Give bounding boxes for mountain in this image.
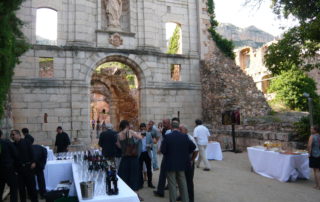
[216,23,275,48]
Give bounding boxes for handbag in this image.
[124,131,138,157]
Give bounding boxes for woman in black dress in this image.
[117,120,143,200]
[308,126,320,189]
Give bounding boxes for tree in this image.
[245,0,320,75]
[268,69,319,111]
[0,0,29,118]
[167,25,181,54]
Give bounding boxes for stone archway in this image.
[89,55,143,129]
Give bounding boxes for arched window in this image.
[36,8,57,45]
[240,48,250,71]
[166,22,182,54]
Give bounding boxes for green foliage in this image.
[207,0,235,59]
[0,0,29,118]
[268,69,319,111]
[167,25,181,54]
[264,0,320,75]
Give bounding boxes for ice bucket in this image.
[80,181,95,200]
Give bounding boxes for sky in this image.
[214,0,298,36]
[36,8,57,40]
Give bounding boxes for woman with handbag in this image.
[117,120,144,200]
[308,125,320,190]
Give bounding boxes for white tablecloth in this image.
[206,142,223,160]
[247,147,310,182]
[44,160,76,195]
[46,147,56,161]
[72,164,139,202]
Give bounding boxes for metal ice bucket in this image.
[80,181,95,200]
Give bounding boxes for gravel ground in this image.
[4,152,319,202]
[139,152,320,202]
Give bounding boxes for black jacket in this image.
[14,139,35,165]
[98,129,118,158]
[32,144,47,170]
[55,132,71,153]
[0,139,18,169]
[161,130,196,172]
[24,134,34,145]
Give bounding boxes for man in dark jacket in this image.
[54,126,70,153]
[32,144,48,198]
[21,128,34,145]
[0,129,19,202]
[98,123,118,159]
[161,121,196,202]
[11,130,38,202]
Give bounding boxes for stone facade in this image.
[11,0,203,145]
[9,0,273,147]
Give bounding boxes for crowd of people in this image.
[0,118,210,202]
[97,118,211,202]
[0,126,71,202]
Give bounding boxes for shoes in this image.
[138,194,144,201]
[196,165,200,168]
[177,196,182,201]
[148,183,156,188]
[153,167,159,171]
[203,168,210,171]
[153,191,164,197]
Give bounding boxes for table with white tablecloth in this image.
[44,160,76,196]
[72,163,140,202]
[247,147,310,182]
[206,142,223,160]
[44,146,56,161]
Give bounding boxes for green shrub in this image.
[268,69,319,111]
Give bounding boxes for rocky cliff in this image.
[216,23,274,48]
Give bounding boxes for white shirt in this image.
[188,134,199,151]
[193,125,210,145]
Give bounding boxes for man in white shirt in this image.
[193,119,211,171]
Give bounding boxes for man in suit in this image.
[98,123,118,159]
[21,128,34,145]
[138,123,155,188]
[32,144,47,198]
[161,121,196,202]
[0,129,19,202]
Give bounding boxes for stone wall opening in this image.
[36,8,57,45]
[90,61,139,129]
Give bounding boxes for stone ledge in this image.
[31,45,199,59]
[143,81,202,90]
[96,29,136,37]
[11,78,88,88]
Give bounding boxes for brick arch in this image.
[84,53,147,88]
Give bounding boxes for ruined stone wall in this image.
[199,2,271,130]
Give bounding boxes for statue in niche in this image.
[104,0,122,31]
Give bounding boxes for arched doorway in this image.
[90,59,140,130]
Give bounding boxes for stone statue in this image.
[104,0,122,30]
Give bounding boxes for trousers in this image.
[167,171,189,202]
[139,151,152,187]
[18,166,38,202]
[152,144,159,169]
[0,167,18,202]
[156,157,167,194]
[196,145,211,169]
[185,163,195,202]
[35,168,46,196]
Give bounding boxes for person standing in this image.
[54,126,70,153]
[32,144,48,198]
[96,120,101,139]
[148,120,161,170]
[11,130,38,202]
[194,119,211,171]
[161,121,196,202]
[21,128,34,145]
[91,120,96,130]
[117,120,144,201]
[138,123,155,188]
[0,130,19,202]
[308,125,320,189]
[154,118,172,197]
[179,125,199,202]
[98,123,118,159]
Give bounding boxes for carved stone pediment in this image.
[108,33,123,47]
